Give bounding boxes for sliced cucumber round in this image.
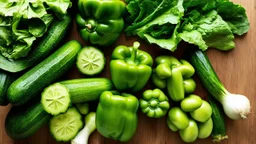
[41,83,70,115]
[50,107,83,142]
[76,46,105,76]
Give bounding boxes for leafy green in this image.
[126,0,184,51]
[126,0,177,34]
[178,24,208,51]
[216,1,249,35]
[180,10,235,51]
[0,0,71,59]
[125,0,250,52]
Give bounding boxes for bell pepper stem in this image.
[128,42,140,62]
[86,24,92,29]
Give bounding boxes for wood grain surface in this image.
[0,0,255,143]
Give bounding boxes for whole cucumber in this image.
[5,101,50,139]
[7,40,81,106]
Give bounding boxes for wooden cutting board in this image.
[0,0,255,143]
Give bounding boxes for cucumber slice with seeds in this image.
[76,46,105,76]
[41,83,70,115]
[50,107,83,142]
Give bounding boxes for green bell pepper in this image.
[110,42,153,92]
[76,0,126,46]
[140,89,170,118]
[96,91,139,142]
[152,56,196,101]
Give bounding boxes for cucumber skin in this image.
[208,96,228,142]
[187,49,226,101]
[5,102,50,139]
[60,78,113,103]
[0,15,72,73]
[0,71,14,105]
[7,40,82,106]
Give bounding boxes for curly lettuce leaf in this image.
[0,0,71,59]
[180,10,235,51]
[125,0,175,34]
[126,0,184,51]
[216,1,249,35]
[0,0,24,17]
[144,24,181,51]
[183,0,216,12]
[178,23,208,50]
[45,0,72,18]
[28,14,54,37]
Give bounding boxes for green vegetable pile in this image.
[125,0,250,51]
[0,0,72,59]
[0,0,252,143]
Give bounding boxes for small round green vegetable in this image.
[180,94,203,112]
[179,119,198,143]
[140,89,170,118]
[168,107,189,130]
[190,100,212,122]
[198,118,213,139]
[76,46,105,76]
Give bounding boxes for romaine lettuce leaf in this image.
[126,0,184,51]
[216,1,250,35]
[125,0,177,34]
[124,0,249,52]
[178,23,208,51]
[180,10,235,51]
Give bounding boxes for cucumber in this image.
[208,95,228,142]
[76,46,106,76]
[5,101,50,139]
[186,48,225,102]
[7,40,82,106]
[59,78,113,103]
[41,83,71,115]
[0,15,72,73]
[50,107,83,142]
[0,71,15,105]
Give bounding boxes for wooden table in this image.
[0,0,255,143]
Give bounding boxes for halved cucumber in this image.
[41,83,70,115]
[76,46,105,76]
[50,107,83,142]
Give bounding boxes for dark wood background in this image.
[0,0,255,143]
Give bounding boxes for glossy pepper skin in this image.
[140,89,170,118]
[110,42,153,92]
[76,0,126,46]
[96,91,139,142]
[152,56,196,101]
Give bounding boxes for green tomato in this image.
[181,94,203,112]
[190,100,212,122]
[168,107,189,130]
[179,119,198,143]
[198,118,213,139]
